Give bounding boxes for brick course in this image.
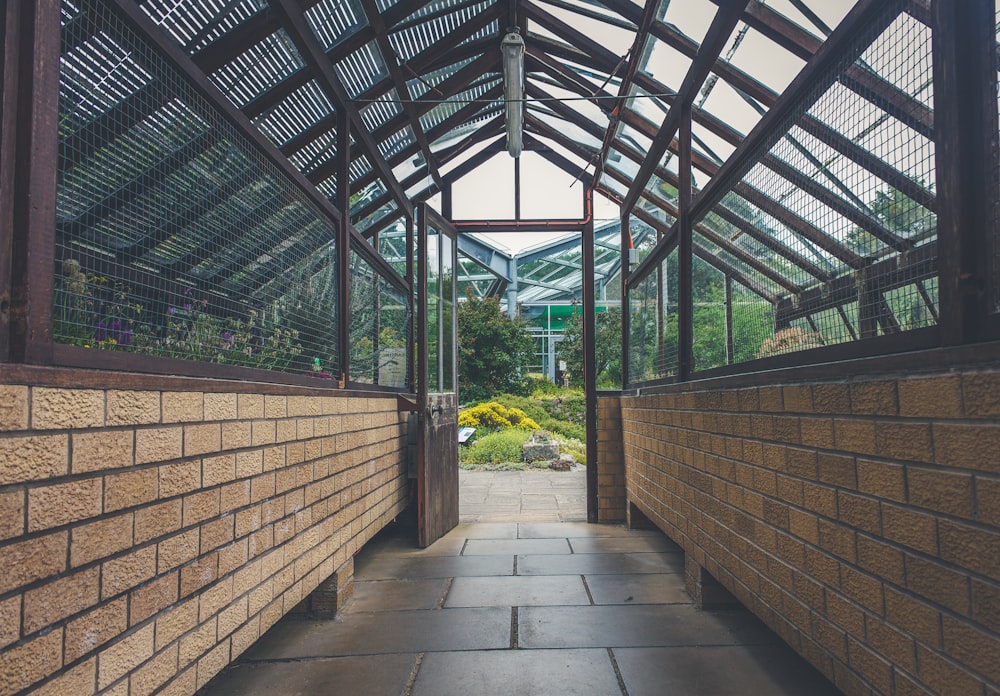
[622,365,1000,696]
[0,377,408,695]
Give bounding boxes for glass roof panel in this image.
[209,30,303,109]
[335,40,389,98]
[140,0,266,53]
[388,1,494,63]
[306,0,367,52]
[254,81,334,148]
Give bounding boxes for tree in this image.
[457,294,534,403]
[557,306,623,389]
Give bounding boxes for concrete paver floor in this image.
[202,470,839,695]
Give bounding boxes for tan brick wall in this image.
[622,365,1000,696]
[596,395,626,523]
[0,377,409,695]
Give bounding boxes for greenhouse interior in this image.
[1,0,998,694]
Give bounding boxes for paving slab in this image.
[244,608,511,658]
[518,605,775,649]
[462,538,572,556]
[517,552,684,576]
[584,573,690,606]
[205,653,417,696]
[445,576,590,608]
[443,522,519,540]
[518,522,659,539]
[568,535,676,554]
[412,649,622,696]
[347,578,449,613]
[614,645,842,696]
[355,554,514,581]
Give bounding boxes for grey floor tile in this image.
[204,653,416,696]
[244,608,511,659]
[445,576,590,608]
[518,605,776,649]
[443,523,518,540]
[355,554,514,581]
[463,538,572,556]
[412,649,621,696]
[568,536,676,554]
[584,574,690,606]
[347,578,448,613]
[517,552,683,576]
[615,645,840,696]
[518,522,659,539]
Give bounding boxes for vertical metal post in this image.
[933,0,994,343]
[620,212,630,387]
[725,275,734,365]
[417,206,428,400]
[6,0,60,364]
[406,214,415,393]
[441,183,452,221]
[677,105,694,380]
[582,188,598,523]
[514,156,521,220]
[336,108,351,384]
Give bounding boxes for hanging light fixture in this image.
[501,29,525,158]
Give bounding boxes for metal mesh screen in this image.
[628,248,678,383]
[56,0,343,377]
[346,249,411,387]
[684,1,936,365]
[690,255,727,373]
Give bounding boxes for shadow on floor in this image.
[202,472,840,695]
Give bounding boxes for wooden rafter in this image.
[269,0,412,216]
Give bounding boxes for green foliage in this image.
[55,260,304,371]
[458,401,540,431]
[848,186,933,255]
[557,306,623,389]
[460,429,532,465]
[489,393,586,442]
[458,294,534,402]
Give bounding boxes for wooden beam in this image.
[8,0,61,363]
[933,0,994,344]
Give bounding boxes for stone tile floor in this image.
[201,471,840,695]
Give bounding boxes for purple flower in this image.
[183,303,193,312]
[167,306,177,316]
[94,321,107,341]
[120,329,132,347]
[109,319,123,343]
[221,331,233,349]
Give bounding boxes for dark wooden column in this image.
[933,0,995,343]
[336,108,351,384]
[620,212,631,387]
[5,0,60,364]
[677,106,694,379]
[583,188,598,523]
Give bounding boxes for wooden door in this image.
[416,206,459,547]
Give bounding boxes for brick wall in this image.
[0,369,409,695]
[596,395,626,523]
[622,362,1000,696]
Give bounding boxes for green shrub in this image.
[458,401,540,431]
[461,429,532,464]
[489,393,586,441]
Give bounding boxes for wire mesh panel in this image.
[681,0,937,367]
[690,255,727,372]
[56,0,344,378]
[377,276,410,389]
[627,248,678,384]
